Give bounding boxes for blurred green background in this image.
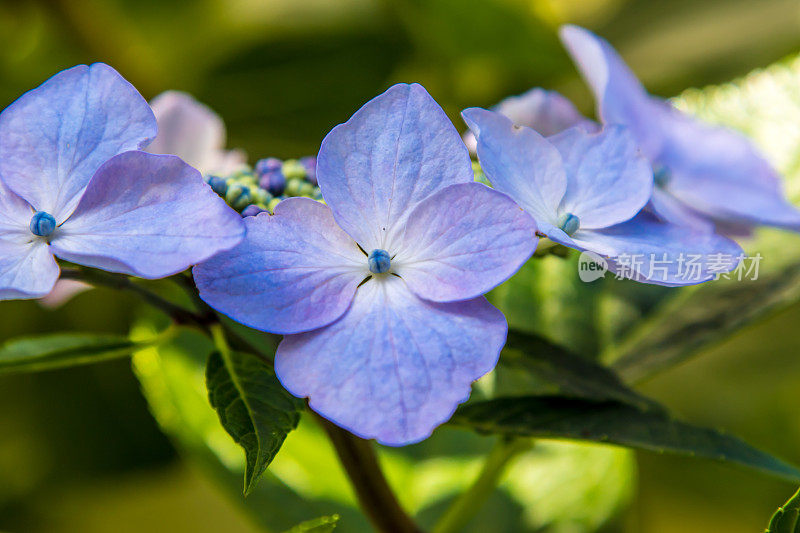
[1,0,800,531]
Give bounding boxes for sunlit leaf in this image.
[0,333,148,375]
[766,487,800,533]
[131,321,369,530]
[206,349,304,495]
[451,396,800,483]
[283,514,340,533]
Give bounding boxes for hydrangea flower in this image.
[463,108,743,285]
[195,84,537,445]
[147,90,246,175]
[463,88,593,152]
[559,24,800,233]
[0,63,244,300]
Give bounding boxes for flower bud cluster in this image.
[204,156,321,217]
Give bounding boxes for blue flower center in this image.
[368,249,391,274]
[29,211,56,237]
[653,165,671,188]
[558,212,580,236]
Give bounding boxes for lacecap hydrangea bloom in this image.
[463,108,742,285]
[559,24,800,233]
[0,63,244,300]
[195,84,538,445]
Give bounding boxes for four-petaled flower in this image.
[194,84,538,445]
[559,24,800,234]
[463,108,743,285]
[0,63,245,300]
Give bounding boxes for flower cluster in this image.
[2,24,797,447]
[205,157,322,216]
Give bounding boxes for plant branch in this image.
[60,268,213,331]
[433,437,531,533]
[316,415,423,533]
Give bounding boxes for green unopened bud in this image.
[251,188,272,205]
[267,197,282,213]
[225,183,245,205]
[298,182,316,197]
[285,177,305,197]
[282,159,307,180]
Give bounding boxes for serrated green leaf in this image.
[767,487,800,533]
[283,514,340,533]
[605,52,800,380]
[0,333,145,375]
[131,321,370,530]
[501,330,662,412]
[206,349,304,495]
[451,396,800,483]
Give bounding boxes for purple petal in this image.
[50,152,244,278]
[147,91,245,175]
[0,64,157,221]
[649,188,715,233]
[38,279,92,309]
[0,239,59,300]
[462,107,566,232]
[394,182,537,302]
[0,179,33,237]
[565,213,743,286]
[559,25,663,159]
[653,107,800,230]
[275,276,506,445]
[463,88,592,152]
[317,83,473,251]
[548,125,652,229]
[194,197,366,334]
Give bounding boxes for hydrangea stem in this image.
[433,437,531,533]
[316,414,423,533]
[60,268,212,330]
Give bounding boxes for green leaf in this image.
[490,254,603,356]
[206,349,304,495]
[0,333,147,375]
[283,515,340,533]
[767,488,800,533]
[451,396,800,484]
[501,330,662,412]
[131,322,370,530]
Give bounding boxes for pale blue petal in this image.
[0,64,157,221]
[275,276,506,445]
[317,83,473,252]
[0,238,59,301]
[394,182,537,302]
[0,179,33,237]
[654,107,800,230]
[649,188,715,233]
[194,197,366,335]
[147,91,244,175]
[462,107,566,227]
[559,24,663,159]
[51,152,244,278]
[549,125,652,229]
[566,213,743,286]
[463,88,593,151]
